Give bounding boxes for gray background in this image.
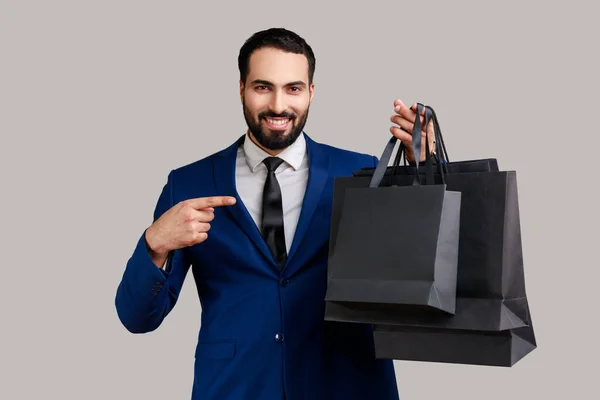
[1,0,598,398]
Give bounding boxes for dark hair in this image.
[238,28,316,85]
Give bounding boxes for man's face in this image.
[240,47,314,153]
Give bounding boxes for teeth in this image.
[266,118,289,125]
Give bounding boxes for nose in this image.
[269,90,287,115]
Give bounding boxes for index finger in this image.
[393,99,406,111]
[186,196,236,209]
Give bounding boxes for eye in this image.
[256,85,270,91]
[289,87,301,92]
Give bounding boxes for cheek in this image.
[291,104,309,118]
[244,93,268,114]
[290,95,310,113]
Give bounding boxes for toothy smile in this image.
[264,118,291,130]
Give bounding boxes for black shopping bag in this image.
[325,104,537,367]
[325,104,461,315]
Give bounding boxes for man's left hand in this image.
[389,99,435,163]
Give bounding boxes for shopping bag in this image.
[325,104,537,367]
[325,104,461,315]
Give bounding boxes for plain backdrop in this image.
[1,0,598,399]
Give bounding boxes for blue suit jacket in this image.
[115,133,399,400]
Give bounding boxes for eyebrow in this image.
[250,79,307,88]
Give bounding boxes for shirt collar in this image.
[243,131,307,172]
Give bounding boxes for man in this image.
[115,27,434,400]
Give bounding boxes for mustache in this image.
[259,112,296,119]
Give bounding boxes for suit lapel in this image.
[213,133,330,272]
[284,133,329,269]
[213,135,278,268]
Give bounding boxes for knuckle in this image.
[184,235,195,246]
[185,210,196,221]
[181,201,195,215]
[190,232,201,244]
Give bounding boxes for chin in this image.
[253,128,299,151]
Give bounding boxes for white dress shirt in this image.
[235,132,309,253]
[159,132,309,269]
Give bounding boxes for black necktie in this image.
[261,157,287,268]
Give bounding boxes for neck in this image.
[247,130,285,156]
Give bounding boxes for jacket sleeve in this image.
[115,170,191,333]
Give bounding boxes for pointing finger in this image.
[185,196,236,210]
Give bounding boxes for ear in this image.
[309,82,315,105]
[239,80,245,102]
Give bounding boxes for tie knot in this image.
[263,157,284,172]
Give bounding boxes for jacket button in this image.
[280,278,289,287]
[274,333,284,343]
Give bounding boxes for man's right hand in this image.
[144,196,237,263]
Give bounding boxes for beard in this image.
[243,101,309,151]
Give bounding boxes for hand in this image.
[145,196,237,256]
[389,99,435,163]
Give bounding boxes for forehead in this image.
[247,47,309,84]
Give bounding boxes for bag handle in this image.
[369,103,439,188]
[412,103,436,185]
[427,105,450,174]
[393,105,449,170]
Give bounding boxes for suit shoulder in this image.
[147,157,212,195]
